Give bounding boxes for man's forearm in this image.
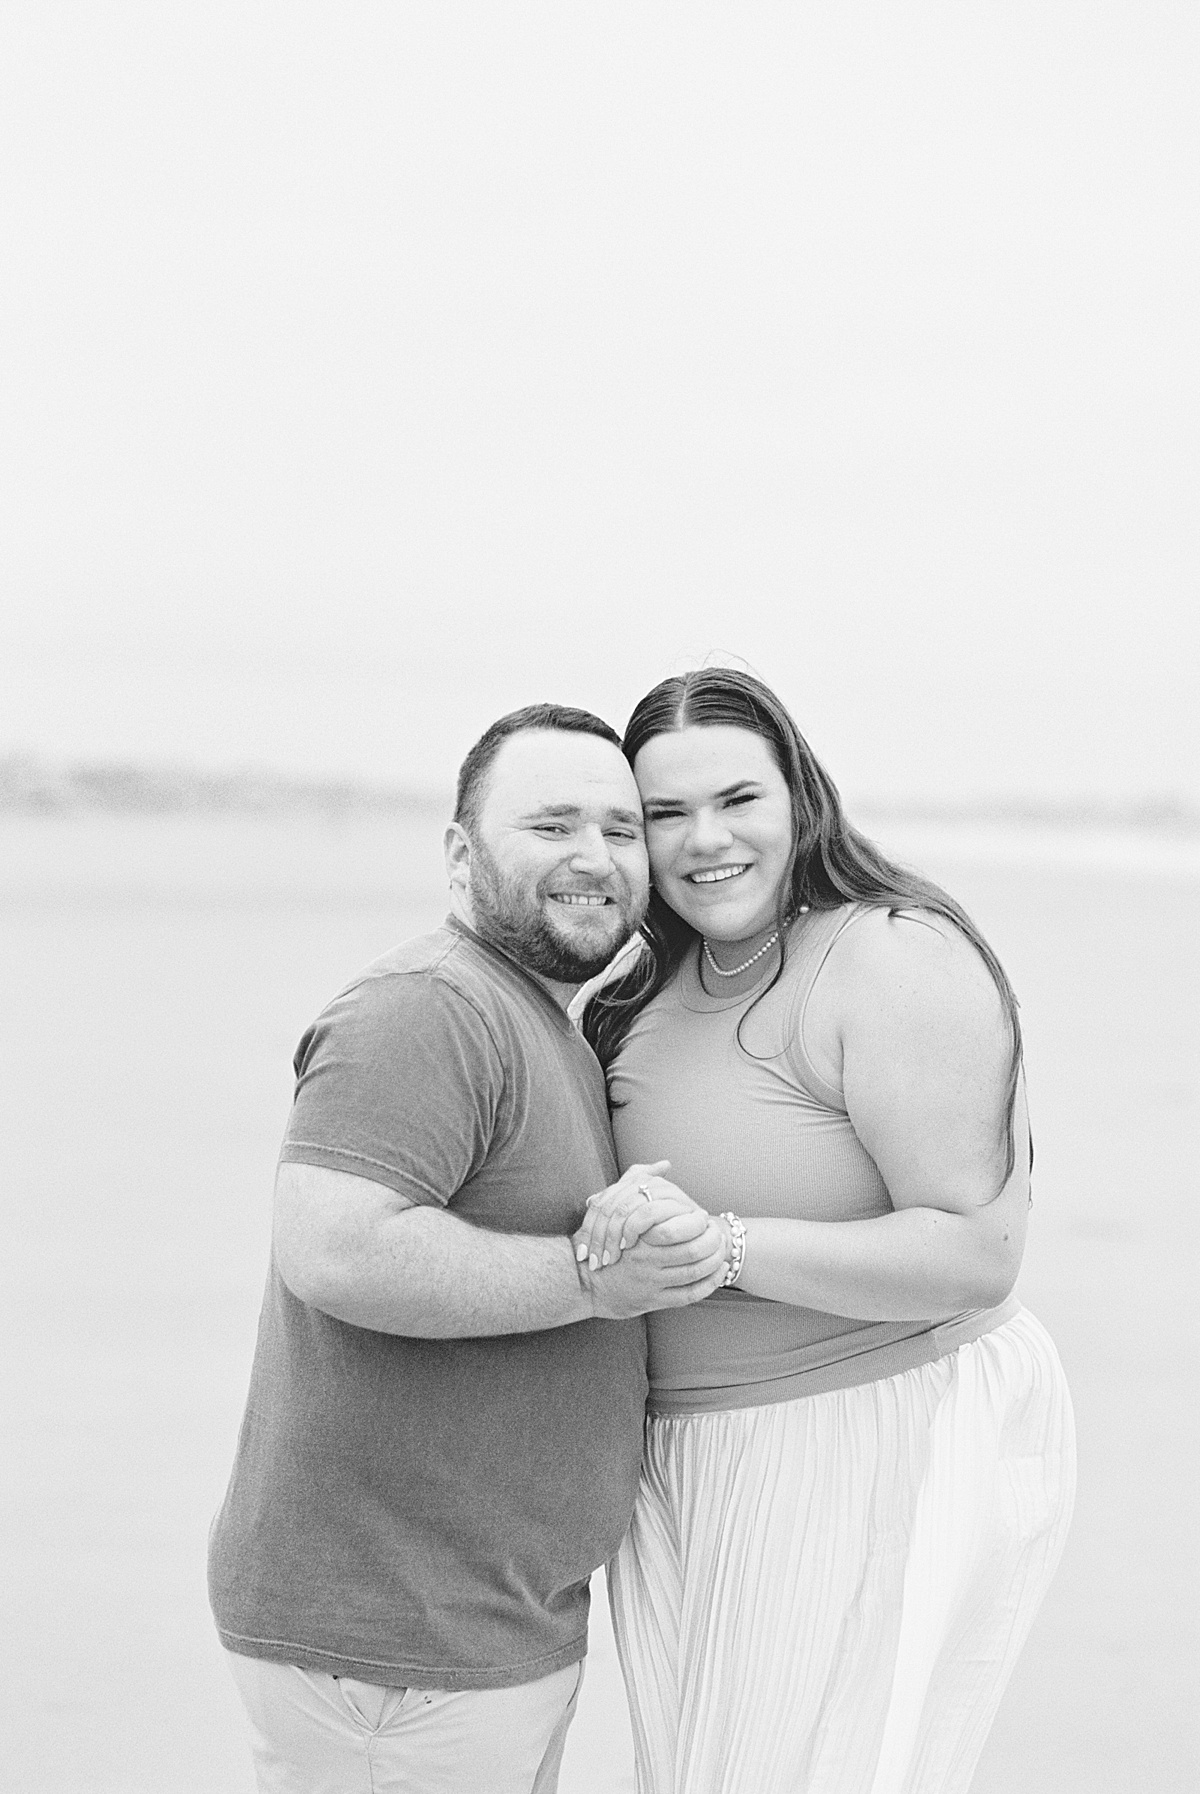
[284,1201,595,1337]
[274,1163,728,1335]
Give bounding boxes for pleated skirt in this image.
[608,1308,1076,1794]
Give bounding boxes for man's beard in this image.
[467,840,643,983]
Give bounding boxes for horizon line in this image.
[1,750,1197,834]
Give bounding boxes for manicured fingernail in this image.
[575,1243,588,1261]
[589,1254,599,1271]
[619,1237,628,1251]
[602,1251,611,1266]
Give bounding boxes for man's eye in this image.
[533,825,568,836]
[605,829,638,841]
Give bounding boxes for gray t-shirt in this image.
[208,918,647,1690]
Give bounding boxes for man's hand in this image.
[578,1223,729,1319]
[572,1162,728,1319]
[574,1162,707,1270]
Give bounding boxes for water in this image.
[1,813,1196,1791]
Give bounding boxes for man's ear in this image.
[444,821,472,893]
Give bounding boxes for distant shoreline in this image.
[854,797,1200,835]
[0,754,449,818]
[0,752,1196,835]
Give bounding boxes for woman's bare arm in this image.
[733,910,1028,1317]
[581,910,1028,1319]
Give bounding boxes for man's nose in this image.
[569,827,616,875]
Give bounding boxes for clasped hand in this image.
[573,1162,730,1319]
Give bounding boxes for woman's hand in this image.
[574,1162,716,1273]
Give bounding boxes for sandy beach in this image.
[2,811,1196,1791]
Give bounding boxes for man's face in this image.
[457,730,649,985]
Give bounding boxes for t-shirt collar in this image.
[443,914,576,1031]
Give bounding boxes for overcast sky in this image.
[2,4,1196,803]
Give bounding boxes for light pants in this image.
[225,1650,584,1794]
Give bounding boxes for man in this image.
[208,704,728,1794]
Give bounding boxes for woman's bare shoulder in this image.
[813,904,1009,1046]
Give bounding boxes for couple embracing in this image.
[208,668,1075,1794]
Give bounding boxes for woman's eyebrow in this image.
[643,780,761,807]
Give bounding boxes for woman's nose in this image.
[686,808,734,854]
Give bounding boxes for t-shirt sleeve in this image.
[278,971,505,1204]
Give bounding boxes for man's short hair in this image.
[454,704,622,838]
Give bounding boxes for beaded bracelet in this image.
[720,1212,746,1287]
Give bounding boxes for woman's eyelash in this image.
[644,796,757,820]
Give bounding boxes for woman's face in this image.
[633,725,795,943]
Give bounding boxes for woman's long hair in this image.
[583,668,1026,1181]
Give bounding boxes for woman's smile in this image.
[686,863,750,885]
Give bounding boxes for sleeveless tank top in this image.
[609,904,1015,1415]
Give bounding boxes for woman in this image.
[577,669,1076,1794]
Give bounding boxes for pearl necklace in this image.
[701,908,808,980]
[702,932,778,978]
